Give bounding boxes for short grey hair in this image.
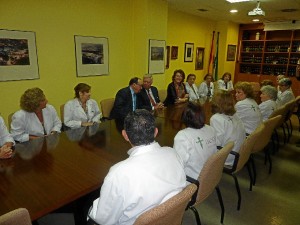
[279,78,292,87]
[143,74,153,80]
[260,85,277,101]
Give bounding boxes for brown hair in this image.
[20,88,46,112]
[74,83,91,98]
[211,90,236,116]
[234,81,254,99]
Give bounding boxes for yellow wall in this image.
[0,0,238,125]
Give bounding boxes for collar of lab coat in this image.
[127,141,159,156]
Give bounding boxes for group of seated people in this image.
[0,69,297,225]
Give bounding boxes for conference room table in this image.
[0,99,212,221]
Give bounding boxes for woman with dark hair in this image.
[198,73,214,97]
[64,83,102,129]
[217,72,233,91]
[173,102,217,180]
[235,82,262,135]
[163,69,189,106]
[210,91,246,166]
[11,87,62,142]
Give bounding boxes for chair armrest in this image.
[223,150,240,173]
[186,175,199,208]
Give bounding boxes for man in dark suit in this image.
[138,74,164,111]
[110,77,143,120]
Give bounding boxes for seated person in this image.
[110,77,143,120]
[260,79,274,87]
[217,72,234,91]
[276,74,286,94]
[64,83,102,129]
[88,109,186,225]
[235,82,262,135]
[185,73,200,102]
[11,88,62,142]
[276,78,295,107]
[198,74,214,97]
[259,85,278,121]
[164,69,188,106]
[0,116,14,159]
[210,91,246,166]
[173,102,217,180]
[138,74,164,111]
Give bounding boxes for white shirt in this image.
[173,126,217,180]
[217,80,233,91]
[198,81,214,97]
[89,142,186,225]
[10,104,62,143]
[259,99,277,121]
[0,116,15,146]
[64,98,102,129]
[210,113,246,166]
[185,83,200,101]
[235,98,262,135]
[276,89,295,107]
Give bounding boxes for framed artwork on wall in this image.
[184,43,194,62]
[171,46,178,59]
[148,39,165,74]
[74,35,109,77]
[195,47,204,70]
[226,44,237,61]
[0,29,39,81]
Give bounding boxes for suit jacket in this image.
[137,86,160,111]
[110,86,140,120]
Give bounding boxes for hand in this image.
[0,145,13,159]
[154,103,164,109]
[81,122,94,127]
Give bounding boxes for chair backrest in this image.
[157,90,167,103]
[195,142,234,204]
[100,98,115,119]
[60,104,65,123]
[236,124,265,172]
[269,105,286,128]
[133,184,197,225]
[252,115,282,153]
[283,99,296,121]
[0,208,32,225]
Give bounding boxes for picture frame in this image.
[195,47,204,70]
[166,46,170,69]
[171,46,178,59]
[0,29,39,82]
[184,43,194,62]
[148,39,165,74]
[74,35,109,77]
[227,44,237,61]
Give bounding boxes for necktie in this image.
[225,82,228,90]
[147,90,156,107]
[132,93,136,111]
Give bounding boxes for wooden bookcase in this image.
[234,24,300,95]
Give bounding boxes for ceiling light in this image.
[226,0,250,3]
[248,1,265,16]
[230,9,238,13]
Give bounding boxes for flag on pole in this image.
[208,31,215,74]
[213,32,220,81]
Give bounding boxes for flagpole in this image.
[213,32,220,81]
[208,31,215,74]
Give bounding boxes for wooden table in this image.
[0,101,212,220]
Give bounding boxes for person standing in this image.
[88,109,186,225]
[110,77,143,120]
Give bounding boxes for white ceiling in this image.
[167,0,300,24]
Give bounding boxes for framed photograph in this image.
[184,43,194,62]
[195,47,204,70]
[166,46,170,69]
[171,46,178,59]
[0,29,39,82]
[74,35,109,77]
[148,39,165,74]
[227,44,237,61]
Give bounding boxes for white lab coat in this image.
[276,89,295,107]
[185,83,200,102]
[0,116,14,146]
[259,99,277,121]
[64,98,102,129]
[235,98,262,135]
[217,80,233,91]
[198,81,214,97]
[210,113,246,166]
[173,126,217,180]
[89,142,186,225]
[10,104,62,143]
